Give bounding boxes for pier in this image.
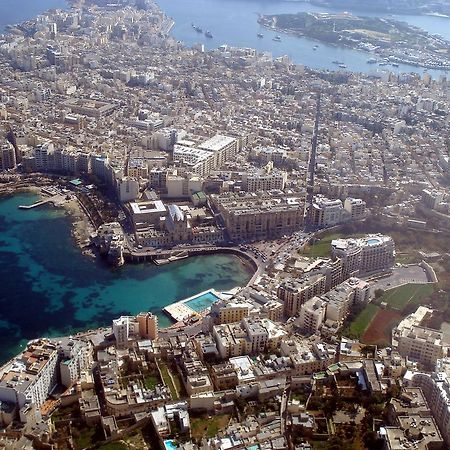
[18,194,65,210]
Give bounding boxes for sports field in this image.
[346,303,380,339]
[377,283,435,311]
[362,309,403,346]
[345,283,436,345]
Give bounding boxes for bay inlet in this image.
[0,192,253,364]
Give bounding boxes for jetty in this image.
[18,194,66,210]
[18,198,53,209]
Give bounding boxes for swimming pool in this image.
[164,440,178,450]
[366,238,380,245]
[185,291,220,312]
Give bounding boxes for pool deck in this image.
[163,288,233,322]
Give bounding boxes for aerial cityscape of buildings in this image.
[1,0,450,449]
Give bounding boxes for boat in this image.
[367,58,378,64]
[338,64,347,69]
[257,33,264,38]
[392,63,399,67]
[193,25,202,33]
[273,35,281,42]
[205,30,213,38]
[378,62,388,66]
[332,60,343,65]
[313,45,319,50]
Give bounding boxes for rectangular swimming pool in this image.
[185,291,220,312]
[164,440,178,450]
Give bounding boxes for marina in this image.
[158,0,450,77]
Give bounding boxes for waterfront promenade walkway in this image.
[125,245,264,283]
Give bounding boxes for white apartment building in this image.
[311,195,344,227]
[117,177,139,203]
[198,135,239,168]
[58,339,93,388]
[323,277,370,324]
[0,340,59,415]
[213,318,286,359]
[395,325,444,368]
[277,274,327,317]
[112,316,140,348]
[0,142,16,170]
[173,145,215,176]
[422,189,445,210]
[344,197,366,219]
[243,163,287,192]
[243,318,269,354]
[166,175,202,198]
[297,297,327,334]
[412,372,450,445]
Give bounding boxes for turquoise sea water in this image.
[0,193,253,364]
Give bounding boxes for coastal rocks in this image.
[92,222,125,267]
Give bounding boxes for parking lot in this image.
[371,265,431,292]
[247,231,312,266]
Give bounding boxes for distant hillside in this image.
[309,0,450,15]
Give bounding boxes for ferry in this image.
[257,33,264,38]
[205,30,213,38]
[273,35,281,42]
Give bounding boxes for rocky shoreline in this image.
[0,180,96,256]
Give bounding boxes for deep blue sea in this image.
[0,193,252,363]
[0,0,68,32]
[157,0,450,77]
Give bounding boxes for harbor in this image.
[158,0,450,77]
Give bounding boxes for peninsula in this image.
[308,0,450,16]
[258,12,450,70]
